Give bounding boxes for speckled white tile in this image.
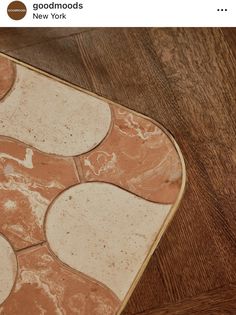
[45,182,171,300]
[0,55,186,314]
[0,64,111,156]
[0,235,17,305]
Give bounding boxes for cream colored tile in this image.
[0,235,17,305]
[0,65,111,156]
[46,182,171,300]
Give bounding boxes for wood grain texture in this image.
[135,284,236,315]
[0,28,235,315]
[0,28,92,51]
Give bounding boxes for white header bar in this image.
[0,0,235,27]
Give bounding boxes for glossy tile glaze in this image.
[0,245,120,315]
[0,137,78,250]
[0,56,15,100]
[78,106,182,204]
[0,55,185,314]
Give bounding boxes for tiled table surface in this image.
[0,28,235,315]
[0,55,185,314]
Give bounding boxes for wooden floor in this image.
[0,28,236,315]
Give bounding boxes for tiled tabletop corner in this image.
[0,54,186,315]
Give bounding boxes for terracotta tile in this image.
[79,106,182,204]
[0,235,17,305]
[0,244,120,315]
[0,57,15,100]
[0,62,111,156]
[0,137,79,250]
[46,182,171,299]
[0,55,185,314]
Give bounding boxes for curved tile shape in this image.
[0,244,120,315]
[78,106,182,204]
[0,235,17,305]
[0,63,111,156]
[0,137,78,250]
[45,182,171,299]
[0,57,15,100]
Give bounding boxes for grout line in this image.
[71,103,115,184]
[41,188,121,303]
[0,52,187,315]
[73,156,85,183]
[45,238,121,304]
[73,102,115,157]
[71,157,82,183]
[16,241,46,254]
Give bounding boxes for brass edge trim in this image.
[117,139,186,314]
[0,52,187,315]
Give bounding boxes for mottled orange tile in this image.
[0,57,15,100]
[0,137,79,250]
[78,106,182,204]
[0,244,120,315]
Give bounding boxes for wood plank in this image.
[134,284,236,315]
[0,27,91,52]
[222,28,236,59]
